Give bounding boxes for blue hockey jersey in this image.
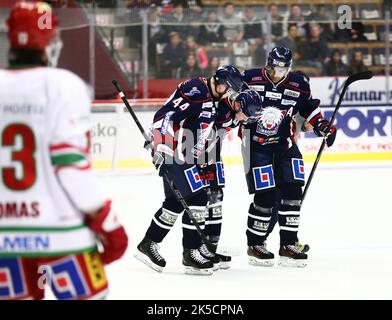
[153,77,216,162]
[241,67,323,149]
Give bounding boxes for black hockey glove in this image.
[313,118,337,147]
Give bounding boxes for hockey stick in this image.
[301,71,373,206]
[112,80,240,256]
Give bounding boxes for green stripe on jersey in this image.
[51,154,87,166]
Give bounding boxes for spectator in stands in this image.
[159,31,187,78]
[288,5,307,37]
[334,21,367,43]
[302,23,328,69]
[243,6,263,44]
[311,4,335,41]
[164,2,190,40]
[348,50,368,75]
[147,5,166,67]
[253,39,267,67]
[198,10,225,45]
[171,0,204,39]
[205,56,220,76]
[349,22,368,42]
[176,53,202,79]
[268,4,283,39]
[322,49,348,76]
[186,35,208,70]
[173,0,204,17]
[277,24,300,57]
[219,2,244,43]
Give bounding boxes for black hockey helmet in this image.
[213,65,245,100]
[235,89,262,123]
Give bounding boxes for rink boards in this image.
[90,76,392,170]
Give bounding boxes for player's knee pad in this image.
[162,196,185,213]
[206,187,223,219]
[279,184,302,212]
[182,190,208,227]
[254,190,276,208]
[156,197,185,229]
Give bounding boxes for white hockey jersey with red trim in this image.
[0,67,104,256]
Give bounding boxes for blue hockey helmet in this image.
[266,46,293,79]
[267,46,293,68]
[235,89,262,123]
[213,65,245,100]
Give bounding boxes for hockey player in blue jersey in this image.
[198,90,263,270]
[135,65,247,275]
[240,47,337,267]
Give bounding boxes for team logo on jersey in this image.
[50,256,90,299]
[0,259,27,299]
[249,85,265,91]
[292,158,305,181]
[281,99,297,106]
[256,107,285,136]
[265,91,282,100]
[184,87,201,96]
[289,81,299,87]
[184,166,204,192]
[253,165,275,190]
[284,89,300,98]
[216,162,225,186]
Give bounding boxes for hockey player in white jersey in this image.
[0,2,128,300]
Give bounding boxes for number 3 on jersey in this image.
[1,124,37,191]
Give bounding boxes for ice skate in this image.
[248,243,274,267]
[278,245,308,268]
[199,244,232,270]
[198,244,220,271]
[134,236,166,272]
[295,241,310,253]
[183,249,214,275]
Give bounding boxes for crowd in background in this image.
[79,0,387,79]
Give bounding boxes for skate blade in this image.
[219,261,230,270]
[216,246,242,257]
[278,256,307,268]
[134,251,164,273]
[184,266,213,276]
[213,263,220,272]
[248,256,274,267]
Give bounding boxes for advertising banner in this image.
[91,76,392,170]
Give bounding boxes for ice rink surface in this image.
[97,161,392,300]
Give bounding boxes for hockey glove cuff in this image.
[86,200,128,265]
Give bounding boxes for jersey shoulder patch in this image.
[286,72,310,92]
[242,68,264,83]
[179,77,211,103]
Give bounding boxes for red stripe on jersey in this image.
[50,143,89,154]
[55,164,91,173]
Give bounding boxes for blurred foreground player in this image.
[241,47,336,267]
[135,65,245,275]
[0,2,128,300]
